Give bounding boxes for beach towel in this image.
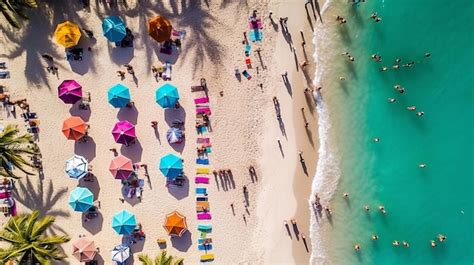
[249,30,263,42]
[0,71,10,79]
[196,187,207,195]
[198,238,213,244]
[196,108,211,114]
[248,19,263,29]
[197,138,210,144]
[197,213,212,220]
[200,254,214,262]
[245,43,251,56]
[197,126,207,134]
[242,70,252,80]
[197,224,212,232]
[194,97,209,104]
[196,197,208,202]
[197,167,210,174]
[195,104,210,109]
[195,177,209,184]
[206,147,212,153]
[191,85,205,92]
[196,158,209,165]
[162,63,172,80]
[198,244,213,251]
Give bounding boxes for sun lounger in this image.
[249,29,263,42]
[196,197,208,202]
[195,177,209,184]
[196,168,210,174]
[194,97,209,104]
[245,58,252,68]
[245,43,251,56]
[200,253,214,262]
[196,187,207,195]
[0,71,10,79]
[196,158,209,165]
[198,244,213,251]
[242,70,251,80]
[197,138,210,144]
[198,238,213,244]
[196,107,211,114]
[197,224,212,232]
[197,213,212,220]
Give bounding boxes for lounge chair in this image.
[197,224,212,232]
[245,58,252,68]
[195,177,209,184]
[196,158,209,165]
[197,213,212,220]
[197,138,210,144]
[245,43,251,56]
[242,70,252,80]
[249,29,263,42]
[200,253,214,262]
[196,167,210,174]
[195,187,207,195]
[0,71,10,79]
[194,97,209,104]
[196,197,208,202]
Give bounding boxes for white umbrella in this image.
[166,127,183,144]
[65,155,88,179]
[111,244,130,263]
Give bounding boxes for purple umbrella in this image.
[112,120,136,146]
[58,80,83,104]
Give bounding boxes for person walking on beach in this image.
[117,70,126,79]
[124,64,135,76]
[298,152,305,163]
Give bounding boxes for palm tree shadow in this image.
[13,176,70,235]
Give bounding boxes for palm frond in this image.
[138,253,154,265]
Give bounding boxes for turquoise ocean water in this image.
[312,1,474,264]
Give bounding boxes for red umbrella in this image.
[109,155,134,180]
[72,238,97,262]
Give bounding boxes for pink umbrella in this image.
[109,155,134,180]
[112,120,136,146]
[72,238,97,262]
[58,80,83,104]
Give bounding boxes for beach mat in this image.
[198,244,213,251]
[196,197,208,202]
[196,158,209,165]
[197,213,212,220]
[249,30,263,42]
[197,138,210,144]
[197,168,210,174]
[197,224,212,232]
[195,177,209,184]
[195,187,207,195]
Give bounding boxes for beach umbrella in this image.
[62,116,87,141]
[166,127,183,144]
[111,244,130,263]
[54,21,82,48]
[148,15,172,43]
[109,155,134,180]
[159,153,183,179]
[112,210,137,235]
[112,120,136,145]
[155,83,179,109]
[65,155,88,179]
[163,210,187,237]
[72,238,97,262]
[69,187,94,212]
[102,16,127,42]
[108,84,130,108]
[58,80,82,104]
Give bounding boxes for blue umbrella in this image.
[159,153,183,179]
[112,210,137,235]
[69,187,94,212]
[102,16,127,42]
[155,83,179,109]
[108,84,131,108]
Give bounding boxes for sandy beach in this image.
[0,0,322,264]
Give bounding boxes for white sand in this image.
[0,0,317,264]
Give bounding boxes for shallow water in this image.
[311,1,474,264]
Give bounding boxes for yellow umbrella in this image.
[54,21,81,48]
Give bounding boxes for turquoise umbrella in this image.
[69,187,94,212]
[112,210,137,235]
[102,16,127,42]
[155,83,179,109]
[159,153,183,179]
[108,84,131,108]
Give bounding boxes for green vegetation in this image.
[138,251,184,265]
[0,0,38,28]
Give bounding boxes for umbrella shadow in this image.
[167,174,189,200]
[155,45,181,65]
[74,137,97,161]
[82,211,103,235]
[121,185,140,207]
[117,105,139,124]
[78,173,101,200]
[109,45,135,66]
[120,139,143,163]
[69,104,92,122]
[164,108,186,127]
[170,230,192,252]
[13,177,70,235]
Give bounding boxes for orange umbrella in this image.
[62,116,87,141]
[72,238,97,262]
[163,210,187,237]
[148,16,172,42]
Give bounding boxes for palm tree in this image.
[0,210,70,264]
[138,250,184,265]
[0,124,38,179]
[0,0,38,29]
